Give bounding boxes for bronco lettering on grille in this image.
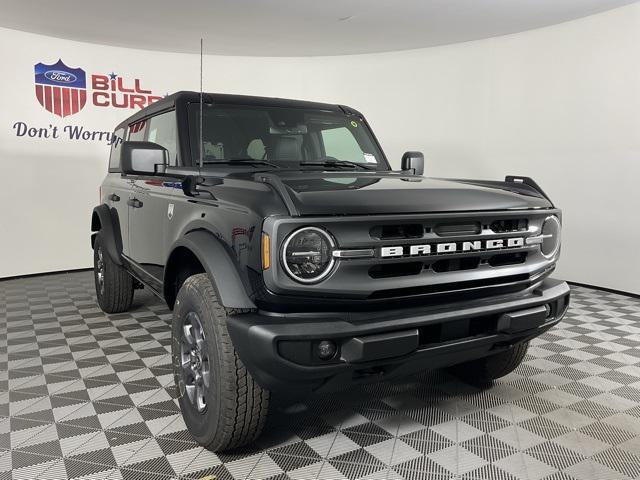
[380,237,525,258]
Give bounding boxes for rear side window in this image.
[108,128,125,172]
[146,111,178,166]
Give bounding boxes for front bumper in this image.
[226,278,570,396]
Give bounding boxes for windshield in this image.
[188,103,387,170]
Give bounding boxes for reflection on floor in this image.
[0,271,639,479]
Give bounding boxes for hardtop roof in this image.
[115,91,355,130]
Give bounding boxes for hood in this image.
[269,171,552,216]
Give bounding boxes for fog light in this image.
[317,340,337,360]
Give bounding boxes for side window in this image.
[108,127,125,172]
[128,120,147,141]
[146,111,178,166]
[321,127,364,163]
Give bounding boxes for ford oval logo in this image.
[44,70,77,83]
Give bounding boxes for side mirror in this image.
[401,151,425,176]
[121,141,168,175]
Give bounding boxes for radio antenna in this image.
[199,38,204,171]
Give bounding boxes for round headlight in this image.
[282,227,335,283]
[541,216,561,259]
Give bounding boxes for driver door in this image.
[127,111,178,289]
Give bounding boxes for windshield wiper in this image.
[300,160,373,171]
[204,158,280,169]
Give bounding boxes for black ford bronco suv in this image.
[91,91,570,451]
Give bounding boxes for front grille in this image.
[360,214,542,281]
[357,213,549,300]
[267,210,557,304]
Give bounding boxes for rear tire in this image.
[451,341,529,383]
[93,232,134,313]
[172,273,270,451]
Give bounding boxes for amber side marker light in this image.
[262,233,271,270]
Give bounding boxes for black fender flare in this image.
[91,204,123,265]
[165,230,256,310]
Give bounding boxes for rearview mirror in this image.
[401,151,424,176]
[121,141,168,175]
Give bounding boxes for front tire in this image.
[93,232,134,313]
[451,341,530,383]
[172,273,270,451]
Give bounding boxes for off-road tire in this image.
[93,232,134,313]
[172,273,270,451]
[451,341,529,383]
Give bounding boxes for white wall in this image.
[1,3,638,293]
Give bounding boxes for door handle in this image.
[127,198,143,208]
[108,193,120,202]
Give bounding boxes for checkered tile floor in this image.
[0,271,639,480]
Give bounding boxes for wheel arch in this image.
[91,204,123,265]
[164,230,256,310]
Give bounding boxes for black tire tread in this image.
[452,341,529,382]
[183,274,270,450]
[94,233,133,314]
[485,341,530,379]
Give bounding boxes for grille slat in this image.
[368,273,531,300]
[434,222,481,236]
[490,218,529,233]
[370,224,423,240]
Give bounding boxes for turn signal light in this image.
[262,233,270,270]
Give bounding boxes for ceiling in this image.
[1,0,636,56]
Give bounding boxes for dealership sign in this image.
[11,57,166,144]
[33,58,162,118]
